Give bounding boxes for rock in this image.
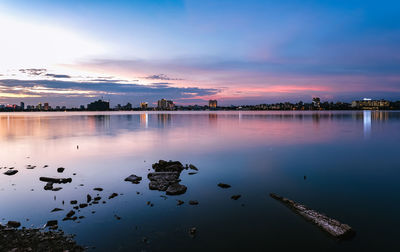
[73,206,79,210]
[66,210,75,218]
[7,221,21,228]
[188,172,197,175]
[44,182,54,191]
[43,165,48,168]
[4,170,18,176]
[70,200,77,205]
[148,172,180,191]
[39,177,72,184]
[189,200,199,205]
[0,223,84,251]
[51,187,62,191]
[166,183,187,195]
[231,195,241,200]
[114,215,121,220]
[51,208,63,212]
[177,200,184,206]
[109,193,118,199]
[78,216,85,219]
[189,164,198,171]
[45,220,58,227]
[93,187,103,191]
[269,193,355,239]
[218,183,231,189]
[152,160,184,173]
[124,174,142,184]
[79,204,88,208]
[94,196,101,201]
[57,167,65,173]
[87,194,92,203]
[26,165,36,169]
[189,227,197,236]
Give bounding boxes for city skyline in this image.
[1,0,400,106]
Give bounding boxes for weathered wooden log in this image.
[270,193,355,239]
[39,177,72,184]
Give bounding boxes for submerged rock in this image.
[177,200,184,206]
[4,170,18,176]
[189,227,197,237]
[45,220,58,227]
[66,210,75,218]
[189,200,199,205]
[44,182,54,191]
[0,224,84,251]
[189,164,198,171]
[231,195,241,200]
[218,183,231,189]
[124,174,142,184]
[152,160,185,173]
[109,193,118,199]
[166,183,187,195]
[7,221,21,228]
[270,193,355,239]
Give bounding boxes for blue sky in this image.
[0,0,399,106]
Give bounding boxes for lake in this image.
[0,111,399,251]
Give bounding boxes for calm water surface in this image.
[0,111,399,251]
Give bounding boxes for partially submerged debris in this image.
[270,193,355,239]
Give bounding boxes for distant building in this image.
[312,97,321,109]
[351,99,390,110]
[20,102,25,110]
[157,99,174,110]
[87,100,110,111]
[80,105,85,110]
[140,102,148,109]
[209,100,218,108]
[37,103,42,110]
[43,103,50,111]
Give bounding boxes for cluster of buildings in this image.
[0,97,399,112]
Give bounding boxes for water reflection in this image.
[363,111,371,138]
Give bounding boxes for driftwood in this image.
[270,193,355,239]
[39,177,72,184]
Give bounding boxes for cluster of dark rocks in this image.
[148,160,197,195]
[40,177,72,191]
[0,224,84,252]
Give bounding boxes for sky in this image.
[0,0,399,107]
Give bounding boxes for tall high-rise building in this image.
[157,99,174,110]
[209,100,218,108]
[20,102,25,110]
